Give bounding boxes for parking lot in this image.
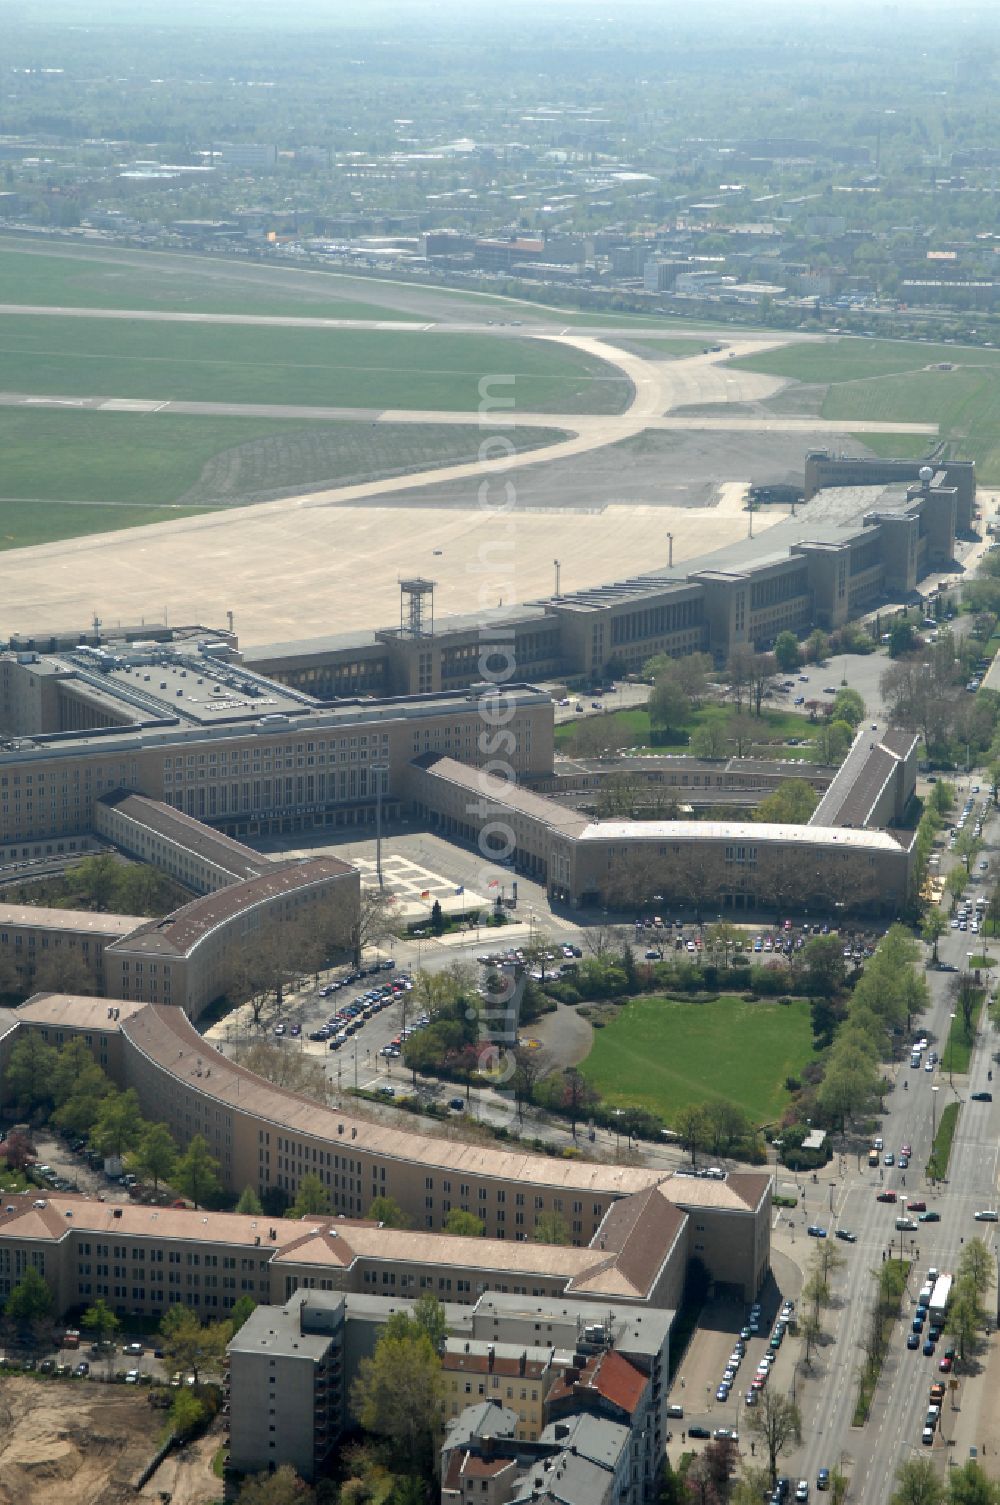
[668,1284,798,1453]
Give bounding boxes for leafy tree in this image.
[129,1122,177,1192]
[367,1195,413,1229]
[745,1390,802,1488]
[91,1087,144,1164]
[815,718,854,764]
[948,1463,1000,1505]
[82,1298,120,1348]
[384,1292,448,1354]
[4,1266,53,1323]
[443,1209,485,1237]
[673,1103,711,1165]
[946,1279,984,1362]
[533,1210,571,1245]
[228,1295,257,1336]
[831,687,865,727]
[170,1386,209,1440]
[890,620,916,658]
[801,935,845,997]
[954,826,983,875]
[773,631,801,673]
[957,1237,994,1299]
[805,628,830,664]
[236,1466,315,1505]
[351,1324,443,1474]
[2,1033,58,1117]
[648,675,690,736]
[159,1304,227,1383]
[430,899,445,936]
[950,971,980,1041]
[921,909,948,963]
[755,778,819,824]
[173,1134,222,1209]
[236,1186,264,1216]
[891,1458,944,1505]
[816,1044,880,1132]
[703,1098,752,1155]
[289,1173,332,1218]
[0,1127,35,1173]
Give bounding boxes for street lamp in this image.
[613,1108,624,1155]
[931,1084,940,1143]
[949,1011,957,1087]
[373,765,389,892]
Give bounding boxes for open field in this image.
[0,409,567,549]
[0,1374,169,1505]
[0,241,721,330]
[579,993,814,1124]
[0,244,423,321]
[734,336,1000,481]
[0,314,630,414]
[554,704,823,760]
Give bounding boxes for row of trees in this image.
[881,623,1000,767]
[811,926,928,1134]
[2,1032,223,1206]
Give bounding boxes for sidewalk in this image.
[945,1328,1000,1477]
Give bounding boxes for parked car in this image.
[806,1225,828,1238]
[835,1229,857,1242]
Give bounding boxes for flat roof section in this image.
[15,993,147,1032]
[0,904,144,936]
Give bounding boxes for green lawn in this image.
[0,244,720,330]
[0,409,567,549]
[0,245,425,321]
[940,997,982,1076]
[0,314,630,414]
[928,1101,960,1182]
[850,431,936,460]
[733,336,1000,482]
[580,993,814,1124]
[555,703,823,759]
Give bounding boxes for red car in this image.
[907,1200,926,1212]
[876,1191,898,1203]
[939,1357,953,1373]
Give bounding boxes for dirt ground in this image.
[0,1377,222,1505]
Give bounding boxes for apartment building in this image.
[227,1290,344,1482]
[442,1340,567,1441]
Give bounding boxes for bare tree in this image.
[749,652,777,718]
[746,1391,802,1488]
[727,645,756,714]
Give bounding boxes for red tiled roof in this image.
[547,1349,647,1416]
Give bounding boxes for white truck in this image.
[929,1273,952,1325]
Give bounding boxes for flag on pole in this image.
[488,879,499,888]
[455,885,465,895]
[420,889,431,899]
